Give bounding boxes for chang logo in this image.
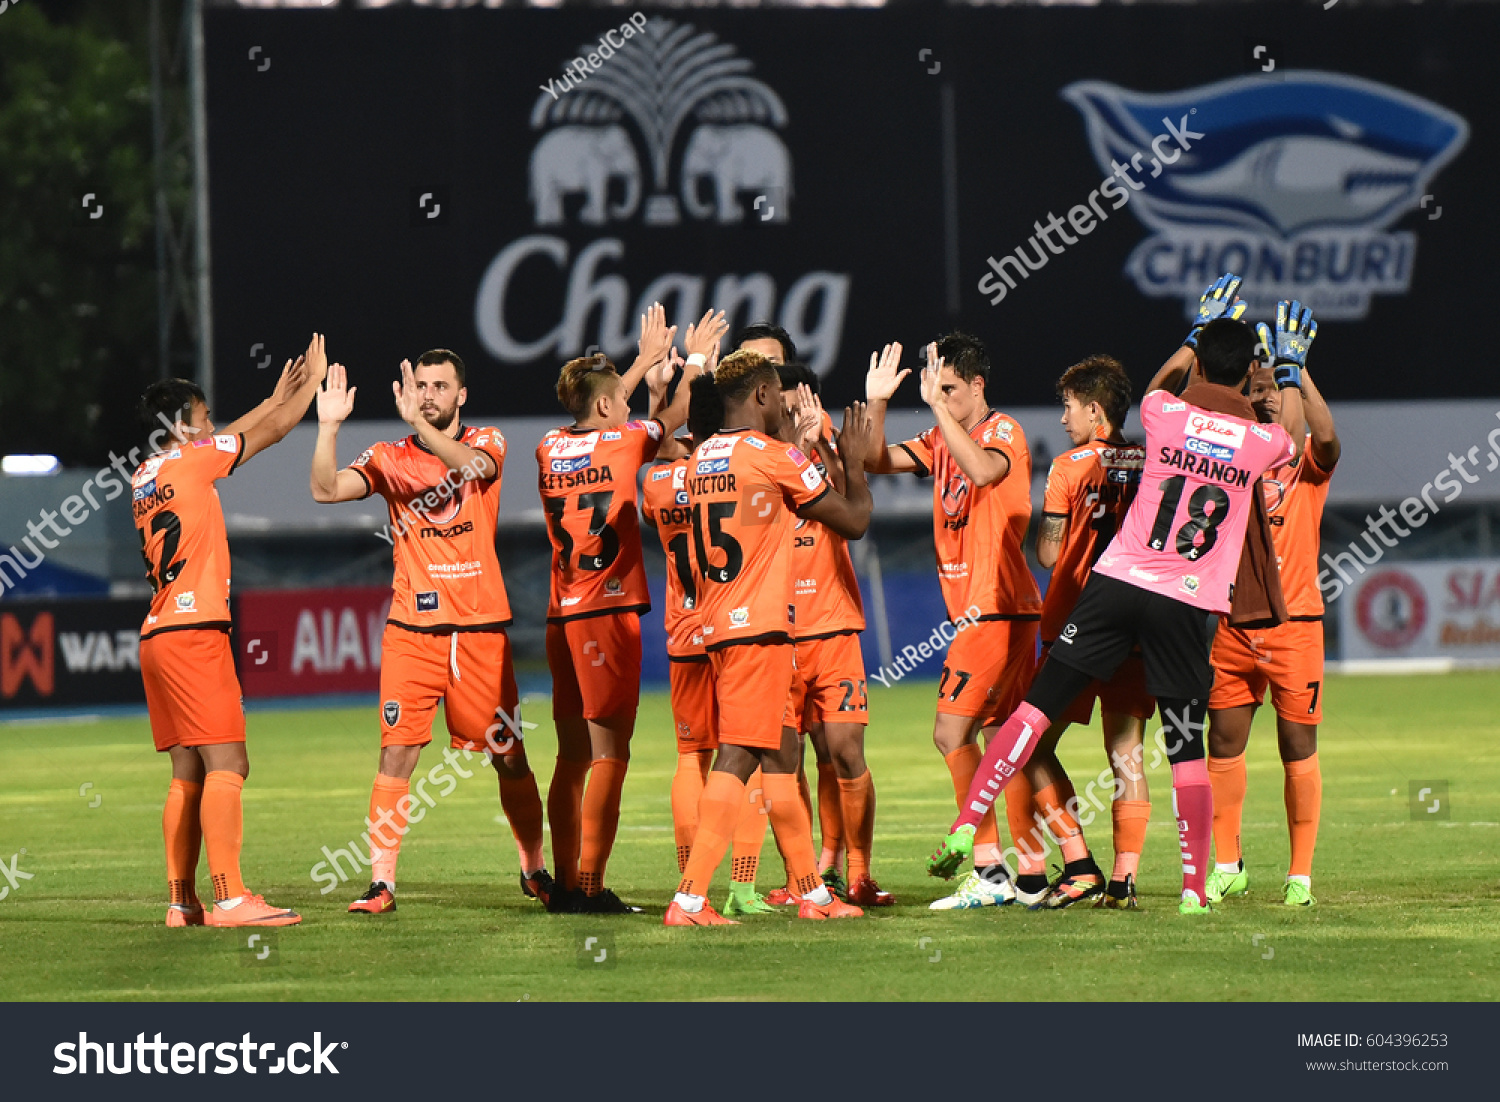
[1065,72,1468,319]
[477,19,848,374]
[529,19,790,228]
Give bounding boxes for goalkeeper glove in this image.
[1260,300,1317,389]
[1185,273,1247,348]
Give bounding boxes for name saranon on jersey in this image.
[474,235,849,373]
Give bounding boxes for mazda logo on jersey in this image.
[941,472,969,518]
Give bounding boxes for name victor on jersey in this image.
[1158,446,1253,488]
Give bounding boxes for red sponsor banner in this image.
[235,586,392,698]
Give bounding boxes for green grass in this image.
[1,673,1498,1001]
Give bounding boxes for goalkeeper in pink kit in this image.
[929,277,1316,913]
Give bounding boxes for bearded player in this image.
[931,287,1314,916]
[1032,356,1151,909]
[538,305,719,913]
[665,351,874,925]
[311,349,549,916]
[137,334,325,928]
[1205,345,1339,908]
[864,334,1044,912]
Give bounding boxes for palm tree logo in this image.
[530,18,790,226]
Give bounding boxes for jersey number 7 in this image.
[136,511,186,596]
[544,491,620,572]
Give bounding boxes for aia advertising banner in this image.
[1340,561,1500,665]
[0,598,148,708]
[234,587,392,698]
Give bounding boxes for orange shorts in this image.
[1041,645,1156,728]
[935,618,1039,727]
[709,641,796,750]
[1209,618,1325,724]
[669,657,718,753]
[379,626,523,752]
[546,613,642,721]
[141,629,245,752]
[789,632,868,730]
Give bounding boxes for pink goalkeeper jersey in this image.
[1095,390,1295,614]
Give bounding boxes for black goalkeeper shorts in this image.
[1046,573,1219,701]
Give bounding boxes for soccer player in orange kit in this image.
[137,333,326,928]
[1205,351,1339,908]
[664,350,875,925]
[538,305,719,912]
[310,349,549,915]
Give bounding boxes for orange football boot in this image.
[797,894,864,920]
[846,875,895,907]
[205,893,302,927]
[664,900,739,926]
[165,902,205,927]
[347,882,396,915]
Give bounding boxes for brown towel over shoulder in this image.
[1178,382,1289,629]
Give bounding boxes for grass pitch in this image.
[1,673,1497,1002]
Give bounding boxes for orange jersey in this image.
[537,419,662,622]
[899,410,1041,622]
[349,425,512,631]
[686,429,829,650]
[132,433,244,639]
[791,414,864,638]
[1039,440,1146,642]
[641,455,703,657]
[1263,438,1334,618]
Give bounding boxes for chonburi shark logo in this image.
[1065,72,1468,320]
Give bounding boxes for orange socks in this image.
[1110,799,1151,880]
[837,771,875,883]
[1284,753,1322,878]
[731,768,768,884]
[679,771,746,897]
[201,771,246,902]
[163,778,202,906]
[1033,782,1089,865]
[1208,753,1247,865]
[367,775,410,888]
[547,757,590,890]
[816,761,843,871]
[671,751,712,873]
[763,772,822,896]
[945,744,1002,866]
[579,758,628,896]
[496,770,546,876]
[1004,770,1046,876]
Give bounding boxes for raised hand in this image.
[636,301,677,369]
[1185,273,1248,348]
[1265,300,1316,389]
[318,362,357,425]
[683,308,729,361]
[838,400,875,469]
[790,383,823,455]
[864,342,908,402]
[392,359,423,426]
[918,343,945,409]
[272,354,310,407]
[302,332,329,384]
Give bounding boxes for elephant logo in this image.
[681,125,791,224]
[529,18,790,227]
[530,124,641,226]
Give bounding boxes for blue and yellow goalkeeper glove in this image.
[1259,300,1317,389]
[1184,273,1248,349]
